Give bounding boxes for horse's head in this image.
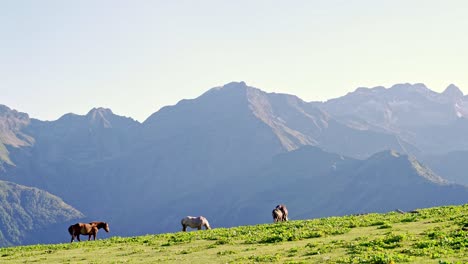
[203,218,211,230]
[104,222,110,232]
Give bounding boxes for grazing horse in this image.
[272,208,283,223]
[181,216,211,231]
[68,221,110,242]
[276,204,289,221]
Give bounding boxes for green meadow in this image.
[2,204,468,263]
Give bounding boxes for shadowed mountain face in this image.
[422,150,468,186]
[258,148,466,223]
[1,81,468,245]
[162,147,468,228]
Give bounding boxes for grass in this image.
[2,204,468,263]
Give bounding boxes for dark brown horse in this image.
[68,221,110,242]
[275,204,289,221]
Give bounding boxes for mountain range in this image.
[1,81,467,246]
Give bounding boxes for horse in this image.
[181,216,211,231]
[68,221,110,242]
[272,208,283,222]
[276,204,289,221]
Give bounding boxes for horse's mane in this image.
[90,221,107,229]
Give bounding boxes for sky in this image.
[1,0,468,122]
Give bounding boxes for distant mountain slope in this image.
[25,107,140,163]
[142,82,285,182]
[314,83,467,131]
[202,147,468,226]
[411,118,468,154]
[0,180,83,246]
[423,150,468,186]
[312,83,468,156]
[144,82,416,158]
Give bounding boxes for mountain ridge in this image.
[1,81,468,246]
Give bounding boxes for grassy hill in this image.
[2,205,468,263]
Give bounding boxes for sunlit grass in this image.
[2,204,468,263]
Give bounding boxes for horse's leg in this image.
[88,234,92,241]
[77,235,81,242]
[198,226,201,230]
[182,225,187,232]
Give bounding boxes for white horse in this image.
[181,216,211,231]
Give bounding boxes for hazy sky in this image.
[1,0,468,122]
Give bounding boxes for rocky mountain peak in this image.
[442,84,464,99]
[86,107,115,128]
[203,81,251,96]
[0,105,30,122]
[353,86,386,94]
[86,107,114,117]
[223,81,247,89]
[388,83,434,97]
[0,105,11,114]
[0,105,33,148]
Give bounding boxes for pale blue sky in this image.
[1,0,467,122]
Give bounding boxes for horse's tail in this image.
[68,225,73,236]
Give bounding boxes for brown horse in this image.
[276,204,289,221]
[181,216,211,231]
[272,208,283,223]
[68,221,110,242]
